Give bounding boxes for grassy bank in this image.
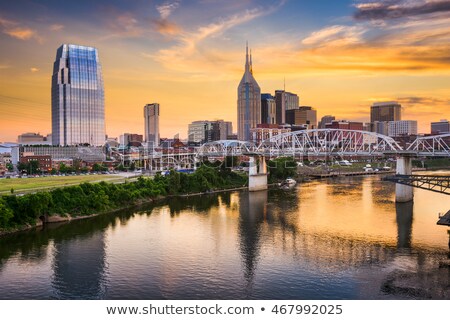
[0,165,247,234]
[0,174,127,194]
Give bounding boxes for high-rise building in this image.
[319,115,335,129]
[144,103,160,148]
[286,106,317,129]
[275,90,299,124]
[119,133,143,147]
[52,44,105,146]
[388,120,417,137]
[370,101,401,123]
[217,120,233,140]
[261,94,276,125]
[237,44,261,141]
[431,119,450,134]
[17,132,47,144]
[188,120,232,145]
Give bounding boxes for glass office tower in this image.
[52,44,105,146]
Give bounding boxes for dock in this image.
[437,210,450,226]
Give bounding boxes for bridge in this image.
[383,175,450,195]
[118,129,449,200]
[195,130,450,201]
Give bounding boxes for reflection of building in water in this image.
[52,232,107,299]
[238,190,267,293]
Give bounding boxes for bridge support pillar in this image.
[248,155,268,192]
[396,156,413,203]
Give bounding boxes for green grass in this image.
[0,174,127,194]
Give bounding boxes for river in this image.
[0,174,449,299]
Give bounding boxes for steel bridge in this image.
[383,175,450,195]
[196,129,450,158]
[116,130,450,170]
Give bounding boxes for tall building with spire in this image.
[237,43,261,141]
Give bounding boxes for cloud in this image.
[0,17,40,41]
[396,96,450,106]
[101,12,145,39]
[30,67,39,72]
[49,24,64,31]
[4,27,36,40]
[156,1,180,20]
[151,1,285,75]
[354,0,450,20]
[153,19,181,35]
[302,25,366,47]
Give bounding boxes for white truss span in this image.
[406,133,450,156]
[197,140,257,157]
[196,131,450,158]
[257,129,403,157]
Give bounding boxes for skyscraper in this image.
[275,90,299,124]
[370,101,401,123]
[237,44,261,141]
[52,44,105,146]
[144,103,160,148]
[261,94,276,125]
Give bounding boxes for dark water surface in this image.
[0,175,449,299]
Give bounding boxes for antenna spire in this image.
[250,49,253,74]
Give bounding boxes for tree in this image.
[27,160,40,175]
[6,163,13,172]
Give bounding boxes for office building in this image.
[17,132,49,144]
[286,106,317,129]
[52,44,105,146]
[370,101,401,123]
[275,90,299,124]
[319,115,335,129]
[431,119,450,134]
[250,124,291,145]
[217,120,233,140]
[144,103,160,148]
[261,94,276,125]
[325,120,363,131]
[388,120,418,137]
[188,120,232,145]
[371,121,389,136]
[119,133,143,147]
[237,44,261,141]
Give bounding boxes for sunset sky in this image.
[0,0,449,142]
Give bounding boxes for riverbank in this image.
[0,166,249,237]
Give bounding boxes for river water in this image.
[0,174,449,299]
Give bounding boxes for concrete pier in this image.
[396,156,413,202]
[248,155,268,191]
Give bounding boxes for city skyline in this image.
[1,0,449,142]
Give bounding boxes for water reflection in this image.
[396,202,413,250]
[0,175,449,299]
[238,190,267,295]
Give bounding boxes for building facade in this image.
[388,120,418,137]
[188,120,232,145]
[144,103,160,148]
[275,90,299,124]
[250,124,291,145]
[52,44,105,146]
[261,94,276,125]
[370,101,401,123]
[319,115,336,129]
[286,106,317,129]
[431,119,450,134]
[17,132,47,144]
[237,45,261,141]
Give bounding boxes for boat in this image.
[280,178,297,190]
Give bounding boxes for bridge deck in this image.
[437,210,450,226]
